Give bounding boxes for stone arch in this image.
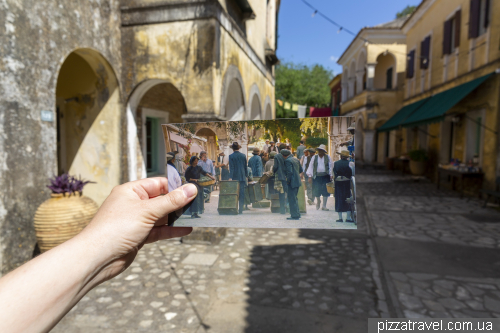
[248,84,262,120]
[126,79,187,180]
[263,95,273,120]
[55,48,121,205]
[195,127,217,161]
[220,65,247,120]
[374,52,397,89]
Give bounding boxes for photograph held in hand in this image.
[161,117,357,229]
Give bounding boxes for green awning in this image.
[378,72,495,132]
[377,97,431,132]
[402,73,494,127]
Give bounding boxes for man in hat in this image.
[296,141,306,160]
[167,151,180,175]
[306,144,334,211]
[228,142,248,214]
[273,143,288,214]
[248,147,263,177]
[199,151,215,203]
[334,150,353,222]
[264,151,277,199]
[282,149,303,220]
[301,148,316,205]
[216,150,229,181]
[268,141,279,154]
[262,139,270,155]
[166,153,182,193]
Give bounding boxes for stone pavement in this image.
[173,189,356,229]
[52,169,500,332]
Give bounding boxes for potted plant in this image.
[408,149,428,176]
[33,174,98,253]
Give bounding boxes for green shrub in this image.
[305,137,328,148]
[408,149,428,162]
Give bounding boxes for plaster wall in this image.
[0,0,123,275]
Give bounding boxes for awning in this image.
[377,97,431,132]
[378,72,495,131]
[169,132,189,145]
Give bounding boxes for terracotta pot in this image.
[409,160,427,176]
[34,193,98,253]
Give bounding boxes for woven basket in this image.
[198,177,215,186]
[326,182,335,194]
[259,173,272,184]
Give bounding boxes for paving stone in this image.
[181,253,219,266]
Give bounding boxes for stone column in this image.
[366,63,376,90]
[341,82,348,102]
[363,130,377,163]
[356,71,364,94]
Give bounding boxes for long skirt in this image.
[334,180,351,212]
[184,184,204,215]
[312,175,330,197]
[220,168,230,181]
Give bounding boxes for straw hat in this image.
[316,144,327,152]
[337,150,350,158]
[269,151,277,158]
[166,153,175,161]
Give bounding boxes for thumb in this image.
[144,184,198,225]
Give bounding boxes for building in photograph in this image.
[0,0,280,274]
[337,16,407,165]
[329,74,342,117]
[379,0,500,192]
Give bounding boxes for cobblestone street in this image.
[53,169,500,332]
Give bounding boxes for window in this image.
[145,117,158,174]
[443,10,461,55]
[469,0,490,38]
[386,67,393,89]
[420,36,431,69]
[406,50,415,78]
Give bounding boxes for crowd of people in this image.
[165,137,355,223]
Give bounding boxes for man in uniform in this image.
[334,150,353,222]
[282,149,302,220]
[273,143,288,214]
[248,147,263,177]
[306,144,334,211]
[229,142,248,214]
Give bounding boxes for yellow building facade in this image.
[380,0,500,190]
[337,17,407,164]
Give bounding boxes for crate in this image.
[270,193,280,200]
[248,182,263,202]
[326,182,335,194]
[220,181,240,195]
[217,194,239,215]
[270,198,280,213]
[259,173,272,184]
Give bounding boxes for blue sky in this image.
[277,0,421,76]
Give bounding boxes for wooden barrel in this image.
[34,193,98,252]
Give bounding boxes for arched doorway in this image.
[225,79,245,121]
[250,94,261,120]
[375,119,389,163]
[264,103,272,120]
[196,128,217,161]
[56,48,121,205]
[355,118,364,162]
[374,52,396,90]
[127,80,187,179]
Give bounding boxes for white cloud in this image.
[330,56,339,62]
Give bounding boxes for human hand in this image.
[78,178,196,285]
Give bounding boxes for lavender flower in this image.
[47,174,96,195]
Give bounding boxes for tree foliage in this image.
[396,5,416,18]
[275,61,333,118]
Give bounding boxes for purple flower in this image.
[47,174,96,194]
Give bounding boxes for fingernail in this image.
[183,184,197,198]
